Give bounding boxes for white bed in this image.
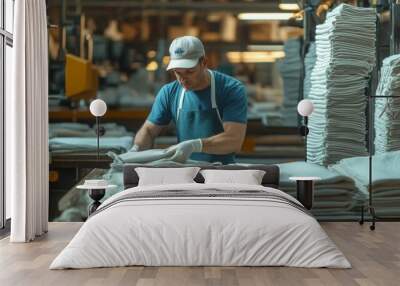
[50,181,350,269]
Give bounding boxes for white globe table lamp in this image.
[89,99,107,160]
[297,99,314,135]
[297,99,314,117]
[80,99,109,216]
[297,99,314,161]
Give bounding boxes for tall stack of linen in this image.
[303,42,317,99]
[278,161,362,218]
[278,38,302,126]
[307,4,376,165]
[374,54,400,154]
[330,150,400,216]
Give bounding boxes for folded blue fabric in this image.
[49,136,133,153]
[329,150,400,195]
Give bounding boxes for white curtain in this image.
[7,0,49,242]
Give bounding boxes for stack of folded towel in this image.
[307,4,376,165]
[375,54,400,154]
[49,136,133,154]
[278,38,302,126]
[304,42,317,99]
[48,123,91,138]
[330,150,400,216]
[49,122,131,138]
[278,161,362,215]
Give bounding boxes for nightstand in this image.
[289,177,321,210]
[77,179,116,216]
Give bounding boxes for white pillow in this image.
[200,169,266,185]
[135,167,201,186]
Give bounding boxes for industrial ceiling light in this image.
[147,50,157,58]
[238,13,294,21]
[226,51,285,63]
[248,45,284,51]
[279,3,300,10]
[163,56,170,65]
[146,61,158,71]
[279,0,300,11]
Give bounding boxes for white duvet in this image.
[50,183,351,269]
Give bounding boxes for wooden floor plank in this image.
[0,222,399,286]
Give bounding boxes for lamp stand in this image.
[299,116,309,162]
[96,116,100,160]
[88,188,106,216]
[305,116,308,162]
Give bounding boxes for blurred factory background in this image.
[48,0,306,218]
[47,0,304,157]
[44,0,400,224]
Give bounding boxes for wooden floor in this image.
[0,222,399,286]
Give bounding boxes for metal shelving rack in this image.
[359,0,400,230]
[299,0,400,226]
[298,0,320,162]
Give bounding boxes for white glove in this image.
[129,144,140,152]
[168,139,202,163]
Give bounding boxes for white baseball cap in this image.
[166,36,205,71]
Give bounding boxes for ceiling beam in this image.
[49,1,282,13]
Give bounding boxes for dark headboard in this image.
[123,164,280,189]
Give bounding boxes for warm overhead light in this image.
[238,13,294,21]
[146,61,158,71]
[248,45,284,51]
[226,51,285,63]
[279,3,300,10]
[147,50,157,58]
[163,56,170,65]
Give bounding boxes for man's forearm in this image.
[134,127,155,150]
[201,132,244,154]
[133,120,165,151]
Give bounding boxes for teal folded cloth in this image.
[53,207,86,222]
[49,122,90,131]
[330,150,400,197]
[49,123,91,138]
[55,168,125,222]
[278,161,354,184]
[277,161,363,211]
[108,148,176,164]
[49,136,133,153]
[107,148,223,168]
[49,122,132,138]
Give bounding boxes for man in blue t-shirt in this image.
[132,36,247,164]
